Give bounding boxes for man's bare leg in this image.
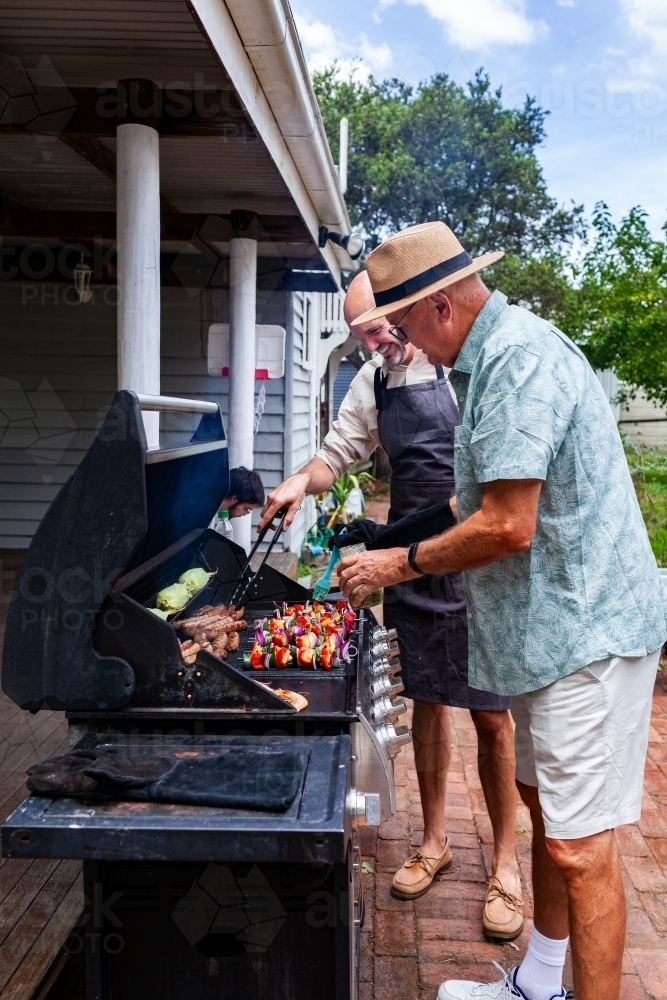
[412,700,451,855]
[471,709,519,885]
[516,782,569,938]
[391,700,452,899]
[518,780,626,1000]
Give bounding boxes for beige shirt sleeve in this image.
[315,351,456,480]
[315,361,381,480]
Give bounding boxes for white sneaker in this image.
[437,964,572,1000]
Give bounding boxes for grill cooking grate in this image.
[235,604,363,672]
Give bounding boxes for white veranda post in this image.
[116,122,161,449]
[228,236,258,553]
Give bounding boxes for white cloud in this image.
[608,1,667,103]
[359,37,393,71]
[620,0,667,54]
[556,0,576,7]
[380,0,547,50]
[605,76,667,116]
[606,77,663,94]
[295,14,393,78]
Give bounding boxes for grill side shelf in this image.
[1,736,351,864]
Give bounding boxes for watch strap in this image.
[408,541,425,576]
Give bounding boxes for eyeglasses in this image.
[387,302,416,343]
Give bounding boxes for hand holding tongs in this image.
[227,507,289,607]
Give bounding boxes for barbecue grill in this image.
[1,391,411,1000]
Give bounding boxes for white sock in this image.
[514,927,569,1000]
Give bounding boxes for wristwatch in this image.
[407,541,425,576]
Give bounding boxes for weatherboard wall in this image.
[0,284,310,551]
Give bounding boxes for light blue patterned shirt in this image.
[450,291,666,696]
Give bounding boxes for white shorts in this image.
[511,650,660,840]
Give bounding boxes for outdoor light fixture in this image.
[318,226,365,262]
[73,253,93,304]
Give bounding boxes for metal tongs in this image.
[227,507,289,608]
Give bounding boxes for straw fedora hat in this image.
[351,221,504,326]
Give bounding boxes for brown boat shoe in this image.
[390,839,453,900]
[482,873,524,941]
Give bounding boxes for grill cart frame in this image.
[2,392,410,1000]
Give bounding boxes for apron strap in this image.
[435,364,446,380]
[374,365,388,413]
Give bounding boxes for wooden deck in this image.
[0,551,82,1000]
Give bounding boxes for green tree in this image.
[314,67,584,318]
[485,252,579,331]
[575,204,667,407]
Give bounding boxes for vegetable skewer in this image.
[243,601,357,671]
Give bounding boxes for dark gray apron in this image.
[375,365,509,710]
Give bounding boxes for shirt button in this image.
[467,613,472,620]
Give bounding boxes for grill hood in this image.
[2,390,231,711]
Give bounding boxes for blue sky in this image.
[292,0,667,238]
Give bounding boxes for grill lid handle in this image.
[137,394,218,414]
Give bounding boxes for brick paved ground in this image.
[357,674,667,1000]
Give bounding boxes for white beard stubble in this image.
[385,343,406,369]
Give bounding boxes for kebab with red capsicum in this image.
[243,601,357,670]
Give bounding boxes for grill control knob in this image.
[371,638,400,660]
[370,656,402,679]
[347,788,382,828]
[389,697,407,719]
[371,626,398,643]
[370,694,394,724]
[371,674,405,700]
[371,694,408,725]
[388,723,411,751]
[373,721,412,757]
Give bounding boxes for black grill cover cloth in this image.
[27,745,306,811]
[328,498,456,552]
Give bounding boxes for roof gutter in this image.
[187,0,355,280]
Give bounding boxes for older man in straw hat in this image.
[260,270,522,941]
[338,221,666,1000]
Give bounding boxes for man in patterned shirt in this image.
[260,272,523,938]
[338,222,666,1000]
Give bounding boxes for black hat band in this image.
[373,250,473,307]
